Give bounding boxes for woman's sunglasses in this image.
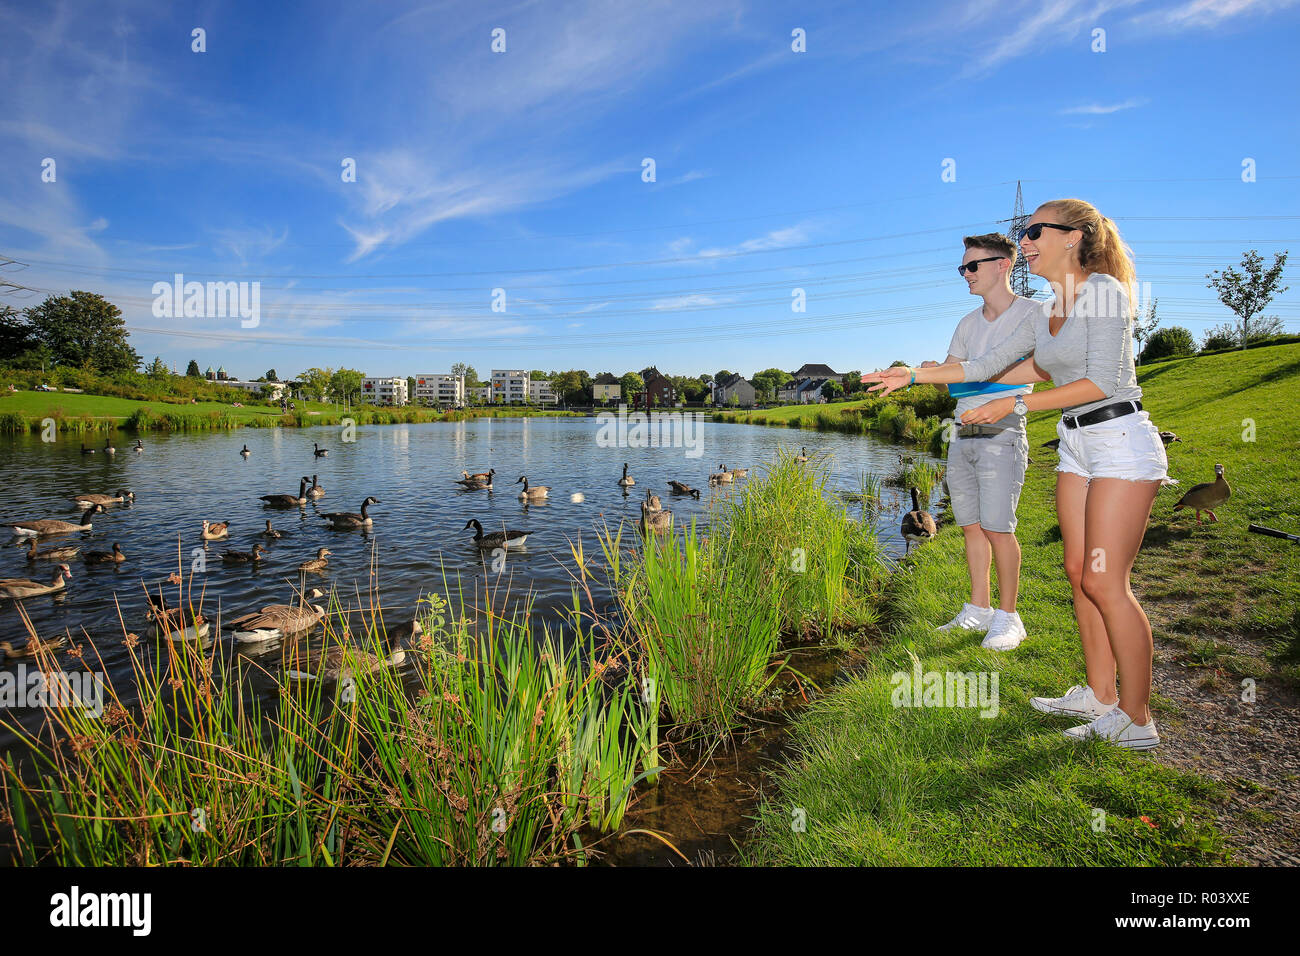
[1017,222,1076,243]
[957,256,1005,276]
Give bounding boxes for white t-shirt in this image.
[946,296,1040,426]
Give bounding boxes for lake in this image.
[0,416,934,751]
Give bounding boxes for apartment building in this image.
[413,373,464,407]
[490,369,530,404]
[361,376,409,406]
[528,379,559,404]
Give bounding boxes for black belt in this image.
[956,424,1009,439]
[1061,400,1141,430]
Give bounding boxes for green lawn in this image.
[0,389,334,423]
[745,343,1300,865]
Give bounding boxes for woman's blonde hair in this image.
[1037,198,1136,313]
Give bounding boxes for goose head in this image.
[464,518,484,534]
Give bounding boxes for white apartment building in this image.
[490,369,530,404]
[361,376,409,406]
[413,373,464,407]
[223,379,286,401]
[467,385,492,404]
[528,379,559,404]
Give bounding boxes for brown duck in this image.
[1173,463,1230,524]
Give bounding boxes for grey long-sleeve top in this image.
[959,273,1143,416]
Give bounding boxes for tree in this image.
[1139,327,1197,364]
[23,291,139,373]
[330,368,365,406]
[823,379,844,400]
[185,359,202,377]
[0,305,38,360]
[463,365,483,387]
[265,369,279,382]
[842,370,864,394]
[1202,323,1240,352]
[145,356,169,379]
[407,376,417,404]
[618,372,644,399]
[1132,298,1160,366]
[751,368,789,403]
[298,367,334,402]
[1206,250,1290,349]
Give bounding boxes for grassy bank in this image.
[746,342,1300,865]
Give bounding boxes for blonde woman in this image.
[863,198,1168,749]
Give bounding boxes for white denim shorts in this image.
[1056,410,1170,483]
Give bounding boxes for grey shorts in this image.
[947,427,1029,533]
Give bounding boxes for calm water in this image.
[0,417,933,750]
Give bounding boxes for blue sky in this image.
[1,0,1297,382]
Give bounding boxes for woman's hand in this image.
[961,396,1015,424]
[860,366,912,397]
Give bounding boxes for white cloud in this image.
[1060,98,1147,114]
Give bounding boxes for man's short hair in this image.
[963,232,1017,265]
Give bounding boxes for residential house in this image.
[362,377,409,406]
[490,369,530,404]
[791,363,844,383]
[414,373,464,407]
[712,372,755,407]
[592,373,620,403]
[777,379,801,403]
[638,367,676,409]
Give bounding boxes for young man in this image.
[930,233,1040,650]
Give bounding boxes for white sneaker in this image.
[1063,707,1160,750]
[937,603,995,633]
[981,609,1026,650]
[1029,684,1116,719]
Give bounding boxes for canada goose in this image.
[711,467,734,484]
[223,544,267,564]
[638,498,673,536]
[464,518,531,549]
[516,476,550,500]
[261,519,283,539]
[298,547,332,572]
[6,504,103,538]
[0,634,69,659]
[721,463,748,479]
[71,489,134,506]
[643,489,663,512]
[618,463,636,487]
[463,468,494,482]
[133,439,144,453]
[201,520,231,541]
[260,477,311,508]
[0,564,73,599]
[456,469,494,489]
[313,442,328,458]
[321,496,378,529]
[285,642,410,682]
[25,539,80,561]
[1173,463,1231,524]
[240,444,251,459]
[1041,438,1061,450]
[901,487,937,553]
[1159,431,1181,447]
[104,438,116,455]
[667,480,701,499]
[458,476,492,491]
[308,474,325,499]
[228,597,326,643]
[80,443,94,455]
[795,447,809,464]
[84,542,126,565]
[146,594,210,641]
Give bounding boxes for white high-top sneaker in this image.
[936,603,995,633]
[1029,684,1116,719]
[1063,707,1160,750]
[981,609,1026,650]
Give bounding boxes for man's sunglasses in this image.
[957,256,1005,276]
[1017,222,1076,243]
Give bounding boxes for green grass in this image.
[745,342,1300,866]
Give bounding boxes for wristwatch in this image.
[1013,396,1028,417]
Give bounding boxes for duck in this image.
[795,447,809,464]
[321,496,378,529]
[617,463,636,487]
[24,539,80,561]
[462,468,494,482]
[638,497,673,536]
[722,463,748,479]
[80,443,95,455]
[223,544,267,564]
[71,489,134,506]
[145,594,210,641]
[900,487,938,552]
[133,439,144,454]
[0,634,69,659]
[227,595,326,643]
[1041,438,1061,450]
[0,564,73,599]
[84,542,126,565]
[313,442,329,458]
[297,547,332,572]
[308,474,325,499]
[260,477,311,508]
[201,520,231,541]
[240,444,251,459]
[285,642,410,682]
[516,476,550,500]
[6,504,103,538]
[464,518,531,549]
[1159,431,1181,447]
[456,469,494,490]
[667,480,701,499]
[104,437,116,455]
[1173,463,1231,524]
[261,519,283,540]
